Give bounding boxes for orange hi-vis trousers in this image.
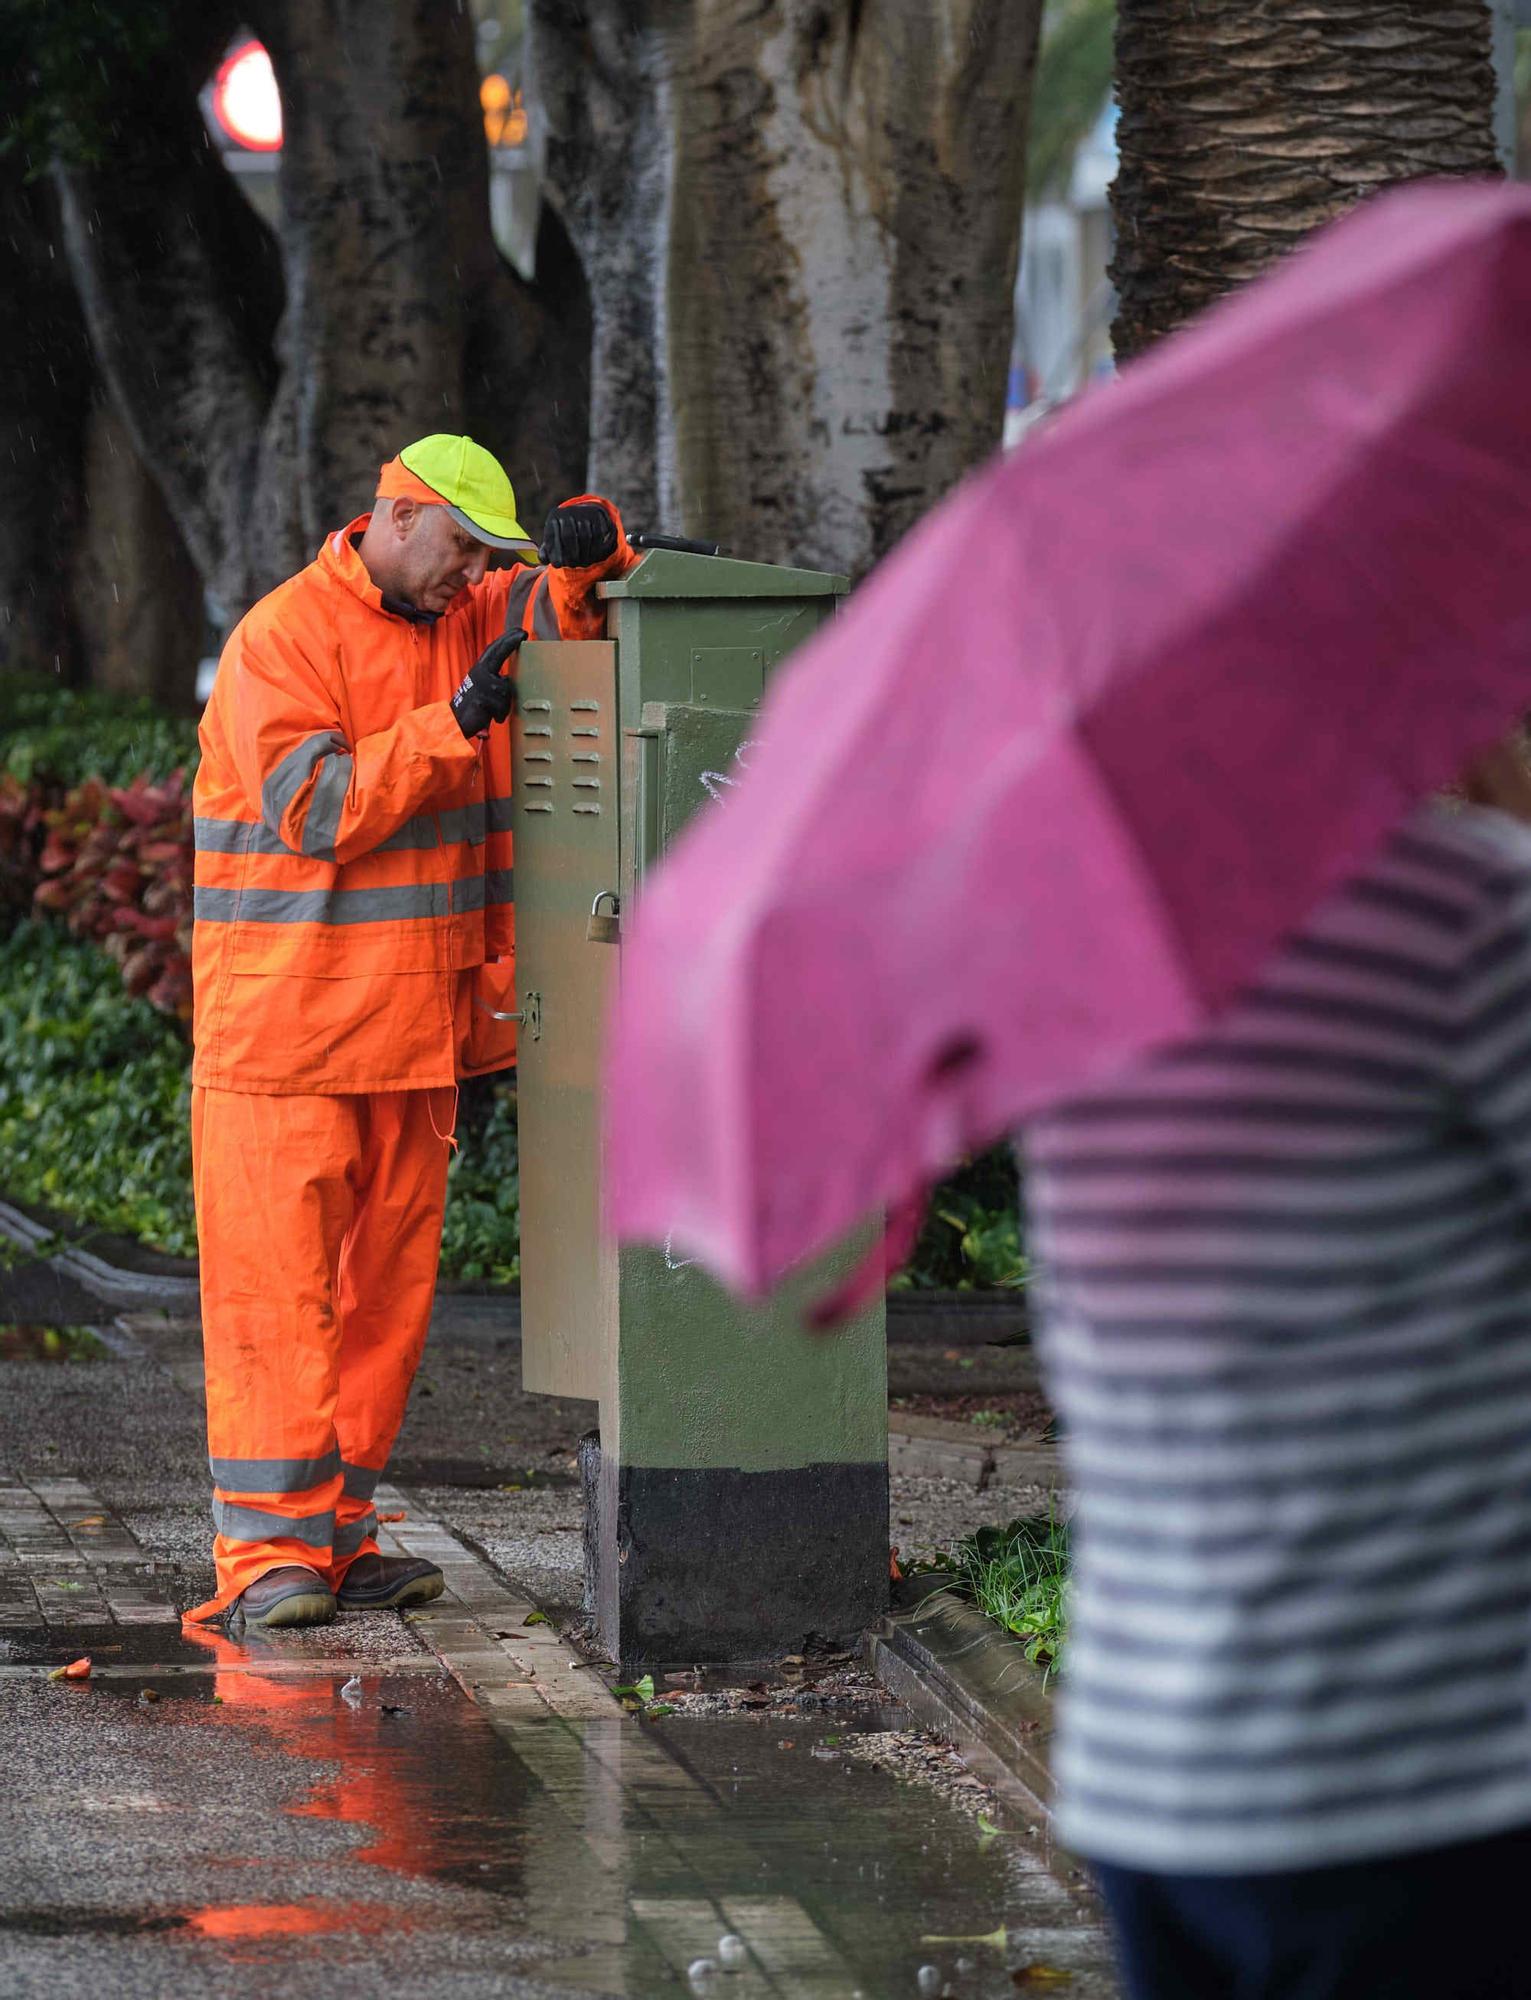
[186,1085,452,1621]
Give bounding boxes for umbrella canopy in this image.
[605,180,1531,1301]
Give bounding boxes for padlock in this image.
[587,889,620,944]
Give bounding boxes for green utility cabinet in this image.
[511,549,889,1668]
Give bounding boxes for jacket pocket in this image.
[456,956,519,1077]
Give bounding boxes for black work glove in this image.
[451,630,523,740]
[540,501,618,569]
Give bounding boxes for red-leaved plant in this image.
[31,772,193,1020]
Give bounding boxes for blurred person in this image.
[1022,735,1531,1999]
[186,435,633,1633]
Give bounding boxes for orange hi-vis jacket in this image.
[192,499,630,1093]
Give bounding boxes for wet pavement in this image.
[0,1260,1116,1998]
[3,1617,1113,1998]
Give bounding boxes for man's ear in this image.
[390,497,418,539]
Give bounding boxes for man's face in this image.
[395,503,492,612]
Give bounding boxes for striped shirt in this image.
[1023,801,1531,1874]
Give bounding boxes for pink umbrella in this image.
[605,180,1531,1306]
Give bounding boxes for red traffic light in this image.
[212,39,282,153]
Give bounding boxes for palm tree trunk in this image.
[1112,0,1500,360]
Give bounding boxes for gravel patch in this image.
[839,1727,1000,1818]
[891,1471,1055,1567]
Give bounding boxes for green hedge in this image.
[1,919,196,1253]
[0,919,519,1277]
[0,681,200,790]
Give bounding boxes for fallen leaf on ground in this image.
[1013,1968,1072,1988]
[72,1515,106,1527]
[377,1510,406,1522]
[523,1611,549,1626]
[49,1657,91,1681]
[612,1673,655,1701]
[890,1546,905,1581]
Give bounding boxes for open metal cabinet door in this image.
[512,640,620,1401]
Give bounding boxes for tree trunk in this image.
[0,159,202,701]
[1112,0,1501,360]
[529,3,671,524]
[70,398,204,710]
[0,165,91,681]
[55,0,588,633]
[533,1,1044,577]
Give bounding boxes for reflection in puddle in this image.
[184,1901,398,1941]
[14,1621,1110,1994]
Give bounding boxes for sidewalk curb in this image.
[867,1576,1056,1829]
[0,1188,1031,1343]
[0,1195,201,1310]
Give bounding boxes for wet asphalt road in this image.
[0,1256,1116,1999]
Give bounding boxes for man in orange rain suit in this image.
[187,434,633,1633]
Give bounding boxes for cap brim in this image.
[445,503,537,555]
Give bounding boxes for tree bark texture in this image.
[534,1,1043,578]
[0,164,90,681]
[55,0,588,630]
[70,399,204,709]
[1111,0,1501,361]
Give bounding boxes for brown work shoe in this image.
[335,1553,445,1611]
[227,1565,336,1633]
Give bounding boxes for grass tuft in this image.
[946,1513,1070,1674]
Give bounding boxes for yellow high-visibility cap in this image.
[394,434,536,554]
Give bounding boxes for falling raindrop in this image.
[916,1967,942,1999]
[717,1933,746,1970]
[687,1958,718,1989]
[339,1675,363,1704]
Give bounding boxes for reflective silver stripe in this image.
[341,1461,381,1501]
[303,751,355,861]
[485,868,515,909]
[440,802,487,847]
[532,579,561,641]
[194,817,298,857]
[378,803,491,854]
[503,565,543,632]
[261,730,347,839]
[333,1512,378,1557]
[379,815,442,853]
[212,1500,332,1548]
[210,1449,341,1493]
[454,874,486,915]
[486,797,515,835]
[195,883,454,925]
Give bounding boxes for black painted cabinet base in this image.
[579,1433,890,1671]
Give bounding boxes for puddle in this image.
[2,1617,1109,1993]
[0,1623,212,1670]
[0,1909,189,1937]
[0,1616,431,1673]
[0,1324,106,1362]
